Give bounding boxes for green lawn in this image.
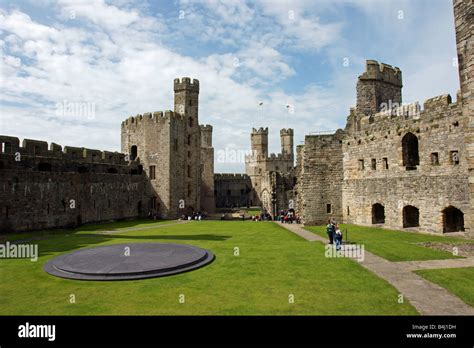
[0,220,417,315]
[415,268,474,307]
[305,224,473,262]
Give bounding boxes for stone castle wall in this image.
[454,0,474,237]
[342,93,471,234]
[296,132,344,225]
[0,136,149,232]
[214,174,252,208]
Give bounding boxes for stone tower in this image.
[356,60,403,116]
[200,124,215,213]
[174,77,201,213]
[454,0,473,236]
[280,128,294,159]
[250,127,269,159]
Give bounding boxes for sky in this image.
[0,0,461,172]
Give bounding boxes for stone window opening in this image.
[358,159,364,171]
[371,158,377,170]
[403,205,419,228]
[372,203,385,224]
[442,206,464,232]
[174,139,178,151]
[138,201,142,214]
[431,152,440,165]
[383,158,389,170]
[347,206,350,216]
[5,206,9,219]
[326,204,332,214]
[187,165,191,178]
[450,151,459,165]
[150,196,157,210]
[187,184,192,197]
[227,189,231,196]
[189,117,193,127]
[130,145,138,160]
[402,133,419,170]
[78,166,88,173]
[187,135,192,146]
[149,166,156,180]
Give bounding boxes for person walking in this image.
[334,224,343,251]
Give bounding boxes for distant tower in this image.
[280,128,294,159]
[356,60,403,116]
[200,125,215,213]
[250,127,268,159]
[174,77,201,212]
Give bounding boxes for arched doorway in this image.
[403,205,419,228]
[402,133,419,170]
[130,145,138,160]
[372,203,385,224]
[442,206,464,232]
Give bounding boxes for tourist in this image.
[334,224,343,251]
[326,220,335,244]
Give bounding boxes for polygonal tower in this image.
[280,128,294,159]
[356,60,403,116]
[250,127,268,159]
[174,77,201,213]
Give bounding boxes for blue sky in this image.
[0,0,460,172]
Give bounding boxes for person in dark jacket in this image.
[326,220,335,244]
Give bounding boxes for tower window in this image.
[383,158,389,170]
[189,117,193,127]
[149,166,156,180]
[371,158,377,170]
[187,165,191,178]
[326,204,332,214]
[431,152,439,165]
[130,145,138,160]
[187,135,192,146]
[358,159,364,170]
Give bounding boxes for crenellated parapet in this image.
[280,128,294,136]
[252,127,268,135]
[0,135,135,167]
[174,77,200,93]
[121,110,183,128]
[214,173,250,180]
[359,60,402,87]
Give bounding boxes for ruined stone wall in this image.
[342,94,470,233]
[297,132,344,225]
[454,0,474,238]
[214,174,251,208]
[0,137,149,233]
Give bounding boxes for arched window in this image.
[442,206,464,232]
[403,205,419,228]
[130,145,138,160]
[402,133,419,170]
[372,203,385,224]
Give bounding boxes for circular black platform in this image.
[44,243,215,281]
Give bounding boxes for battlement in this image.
[200,124,213,132]
[121,110,181,127]
[174,77,200,92]
[354,93,460,131]
[0,135,130,165]
[251,127,269,135]
[214,173,250,180]
[280,128,294,136]
[359,60,402,87]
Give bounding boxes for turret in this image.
[356,60,402,116]
[280,128,294,158]
[251,127,268,157]
[200,125,213,148]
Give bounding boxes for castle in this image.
[1,0,472,237]
[0,77,215,232]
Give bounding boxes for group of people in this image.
[326,219,343,250]
[182,212,206,221]
[278,209,301,224]
[251,212,273,221]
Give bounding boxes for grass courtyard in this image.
[305,224,474,262]
[0,220,418,315]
